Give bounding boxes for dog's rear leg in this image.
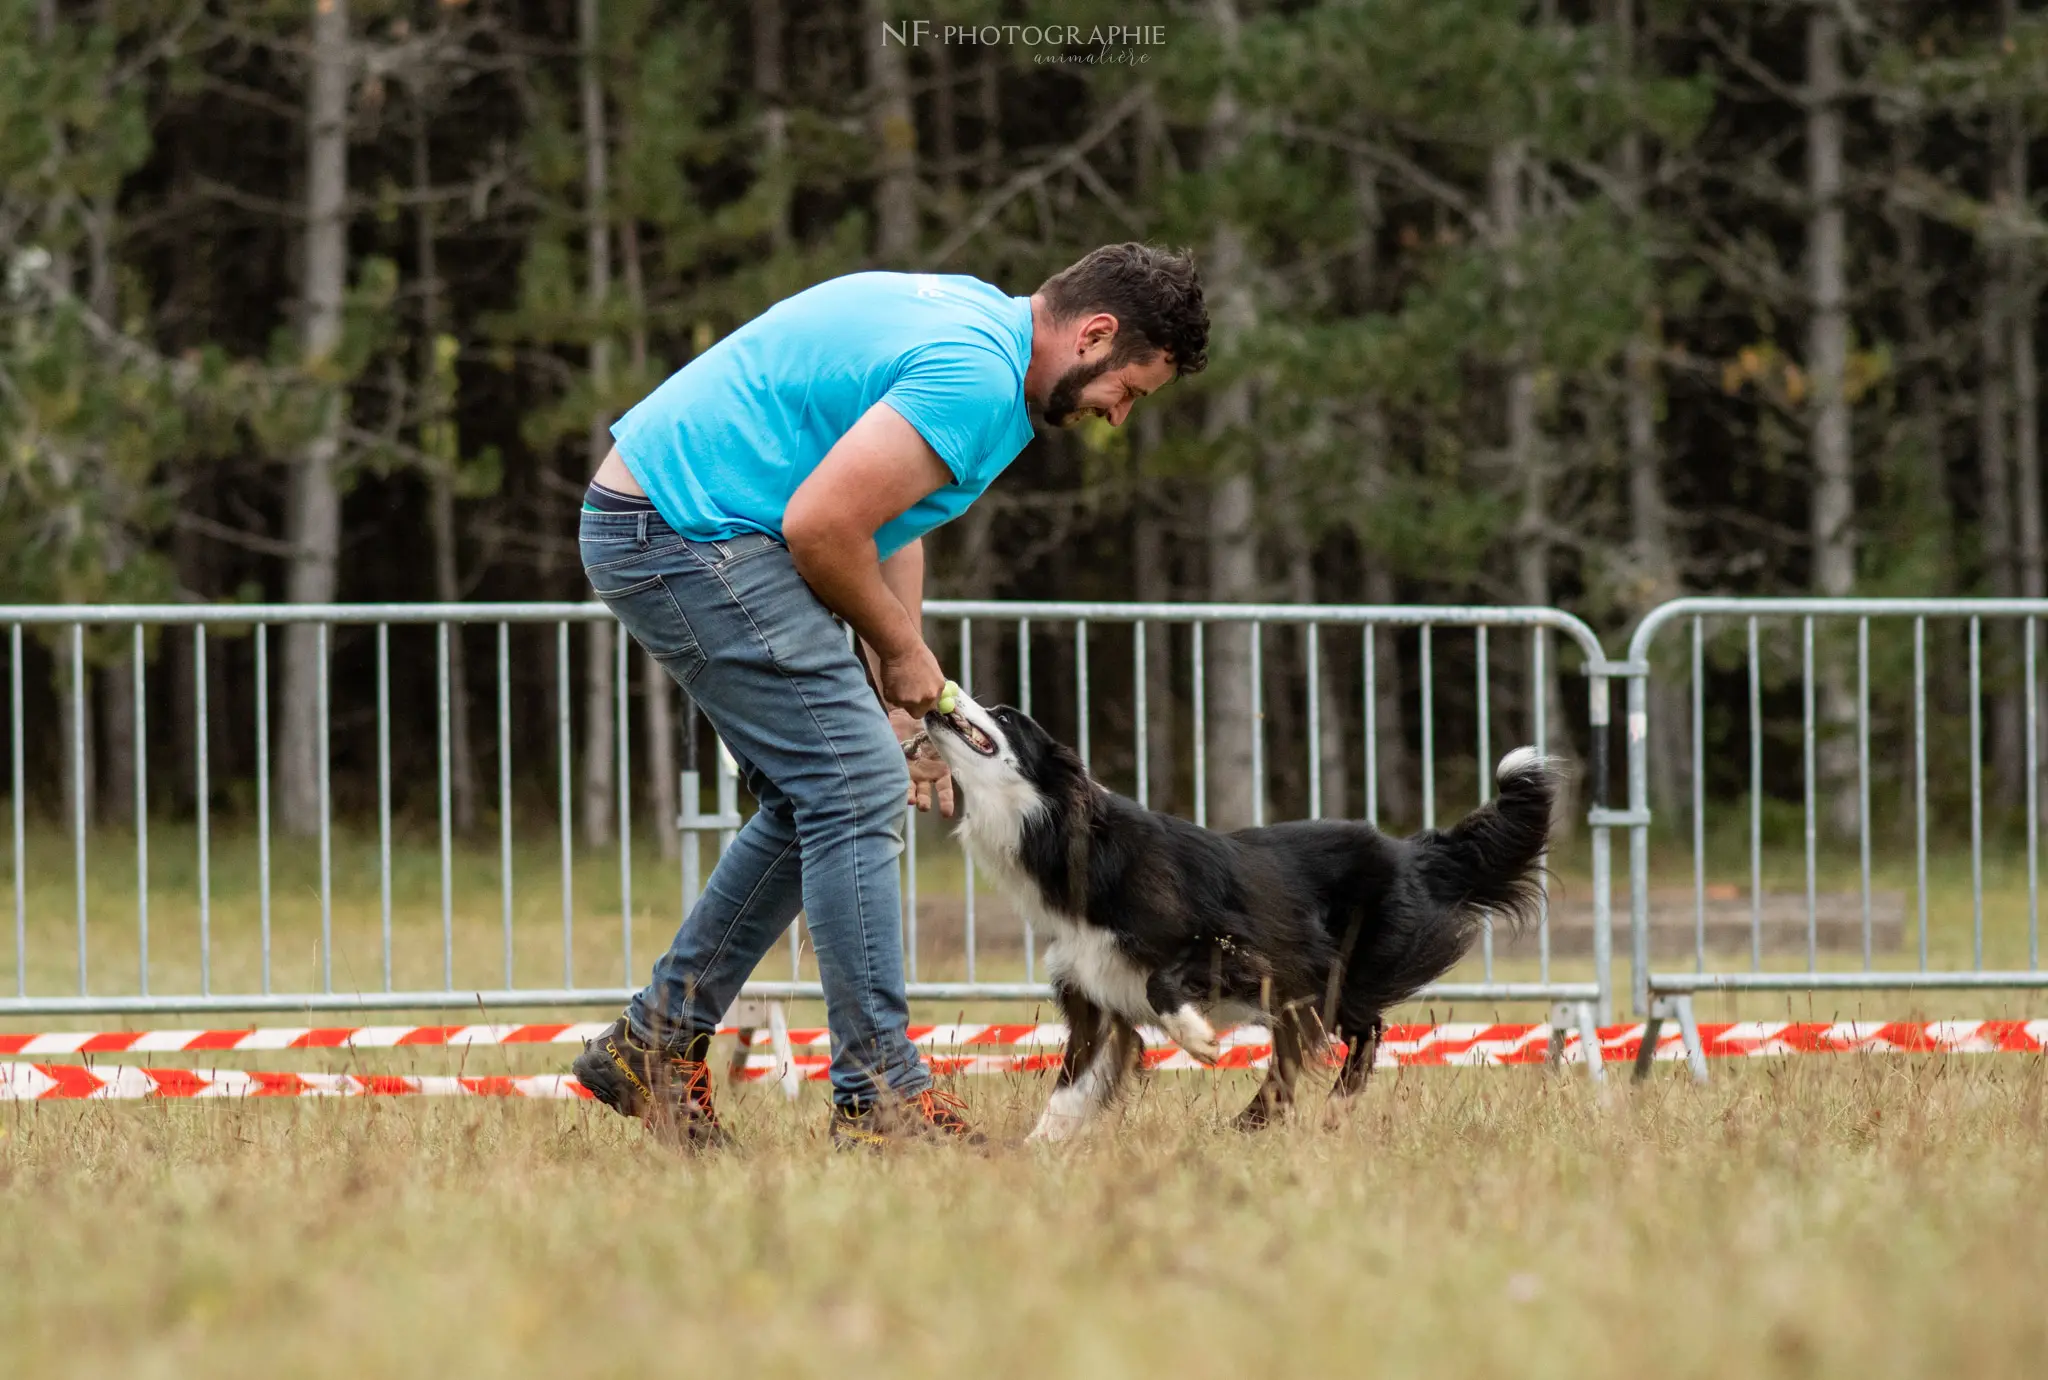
[1321,1013,1385,1130]
[1029,992,1137,1143]
[1233,1006,1306,1132]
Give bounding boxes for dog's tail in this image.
[1338,748,1560,1020]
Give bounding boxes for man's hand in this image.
[890,708,954,817]
[879,642,947,717]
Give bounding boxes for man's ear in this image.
[1076,311,1120,356]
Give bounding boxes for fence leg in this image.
[725,999,802,1101]
[1635,996,1709,1084]
[727,997,765,1085]
[1671,994,1709,1085]
[1632,1004,1666,1083]
[1545,1002,1605,1084]
[766,999,801,1102]
[1574,1000,1605,1084]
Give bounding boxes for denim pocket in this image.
[585,544,712,675]
[589,571,706,683]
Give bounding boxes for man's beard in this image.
[1041,355,1114,427]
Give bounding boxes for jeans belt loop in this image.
[636,509,650,546]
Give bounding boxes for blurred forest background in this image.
[2,0,2046,845]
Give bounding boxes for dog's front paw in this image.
[1027,1111,1081,1143]
[1160,1005,1221,1066]
[1027,1084,1093,1143]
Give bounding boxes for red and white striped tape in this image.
[2,1020,2042,1100]
[0,1062,589,1101]
[728,1018,2048,1081]
[0,1021,1195,1057]
[5,1018,2046,1060]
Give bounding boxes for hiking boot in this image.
[829,1087,986,1150]
[572,1017,728,1148]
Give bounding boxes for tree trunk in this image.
[83,180,134,826]
[978,49,1001,187]
[1287,538,1346,821]
[640,652,678,861]
[168,516,202,811]
[1205,461,1260,832]
[1349,159,1411,827]
[1609,0,1682,815]
[1627,328,1685,817]
[1802,13,1852,598]
[279,0,351,837]
[1362,557,1411,829]
[414,111,479,834]
[1133,413,1177,816]
[1491,142,1576,806]
[1885,121,1954,832]
[583,622,617,848]
[752,0,791,253]
[931,31,956,203]
[98,661,133,826]
[2005,0,2044,794]
[579,0,616,849]
[863,0,917,265]
[1201,0,1261,832]
[1981,241,2023,803]
[1885,123,1953,589]
[37,0,74,305]
[1805,8,1858,837]
[1129,108,1177,818]
[1494,146,1542,620]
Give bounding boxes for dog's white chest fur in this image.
[1042,919,1153,1023]
[948,774,1156,1023]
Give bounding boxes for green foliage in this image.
[4,0,2047,822]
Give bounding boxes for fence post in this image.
[1588,662,1616,1025]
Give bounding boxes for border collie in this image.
[917,694,1559,1141]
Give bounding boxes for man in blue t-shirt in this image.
[573,243,1208,1148]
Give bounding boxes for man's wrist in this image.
[865,620,922,664]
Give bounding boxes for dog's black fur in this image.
[921,694,1560,1138]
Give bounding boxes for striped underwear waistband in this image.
[582,480,656,514]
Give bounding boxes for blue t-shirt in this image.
[611,272,1036,561]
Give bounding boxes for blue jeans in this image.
[580,508,929,1107]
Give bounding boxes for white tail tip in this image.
[1496,746,1546,783]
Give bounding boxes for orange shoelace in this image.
[913,1087,973,1133]
[664,1057,720,1122]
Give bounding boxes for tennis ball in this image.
[938,680,960,714]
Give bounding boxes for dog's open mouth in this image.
[941,712,998,756]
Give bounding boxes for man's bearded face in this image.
[1041,353,1116,427]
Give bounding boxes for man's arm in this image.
[859,540,924,693]
[867,537,956,817]
[782,402,951,715]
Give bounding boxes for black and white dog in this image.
[919,693,1559,1141]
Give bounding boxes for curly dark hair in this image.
[1036,243,1209,377]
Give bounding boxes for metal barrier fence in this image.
[1625,598,2048,1080]
[0,601,1619,1065]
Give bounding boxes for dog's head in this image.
[922,693,1081,810]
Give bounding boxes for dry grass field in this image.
[4,1055,2047,1380]
[5,820,2048,1378]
